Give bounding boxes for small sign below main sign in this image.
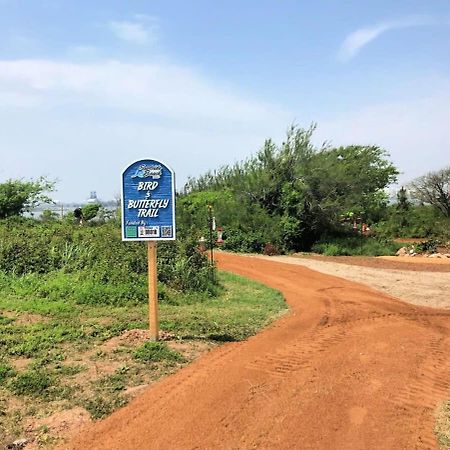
[121,159,176,241]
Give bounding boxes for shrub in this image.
[374,205,450,240]
[134,342,184,363]
[311,236,399,256]
[221,228,268,253]
[0,221,218,297]
[83,395,128,420]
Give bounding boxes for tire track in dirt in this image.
[64,253,450,450]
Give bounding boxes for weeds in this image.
[0,361,16,383]
[9,370,54,397]
[82,394,128,420]
[134,342,184,363]
[0,222,218,297]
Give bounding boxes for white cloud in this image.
[0,59,289,126]
[338,15,440,62]
[108,16,159,45]
[0,58,290,201]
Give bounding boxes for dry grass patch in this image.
[436,401,450,449]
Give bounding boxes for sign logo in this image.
[131,164,163,180]
[121,159,176,241]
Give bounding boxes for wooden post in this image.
[147,241,159,341]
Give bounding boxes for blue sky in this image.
[0,0,449,202]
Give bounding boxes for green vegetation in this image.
[81,203,101,221]
[0,221,217,300]
[83,393,129,420]
[0,123,448,446]
[311,236,400,256]
[0,204,286,446]
[160,272,285,341]
[180,125,399,253]
[0,361,16,383]
[179,125,449,254]
[9,370,54,397]
[374,205,450,241]
[0,177,55,219]
[0,247,286,446]
[134,342,184,363]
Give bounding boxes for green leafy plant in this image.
[134,342,184,363]
[0,361,16,384]
[9,370,54,397]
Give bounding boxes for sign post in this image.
[121,159,176,341]
[147,241,159,340]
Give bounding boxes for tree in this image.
[81,204,101,221]
[409,167,450,217]
[180,125,399,251]
[0,177,55,219]
[395,187,410,228]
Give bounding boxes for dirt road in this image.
[65,253,450,450]
[259,254,450,309]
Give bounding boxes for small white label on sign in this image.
[138,226,160,238]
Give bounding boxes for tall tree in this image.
[409,167,450,217]
[396,186,411,228]
[180,125,399,251]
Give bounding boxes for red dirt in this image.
[64,253,450,450]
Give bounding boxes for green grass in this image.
[160,272,286,341]
[0,272,286,350]
[8,370,54,397]
[134,342,184,363]
[0,361,16,384]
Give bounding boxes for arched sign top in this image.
[121,159,176,241]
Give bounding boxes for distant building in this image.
[87,191,99,204]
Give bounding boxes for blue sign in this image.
[121,159,176,241]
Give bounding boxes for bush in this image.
[0,221,218,297]
[374,205,450,240]
[134,341,184,363]
[314,243,341,256]
[221,228,269,253]
[311,236,399,256]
